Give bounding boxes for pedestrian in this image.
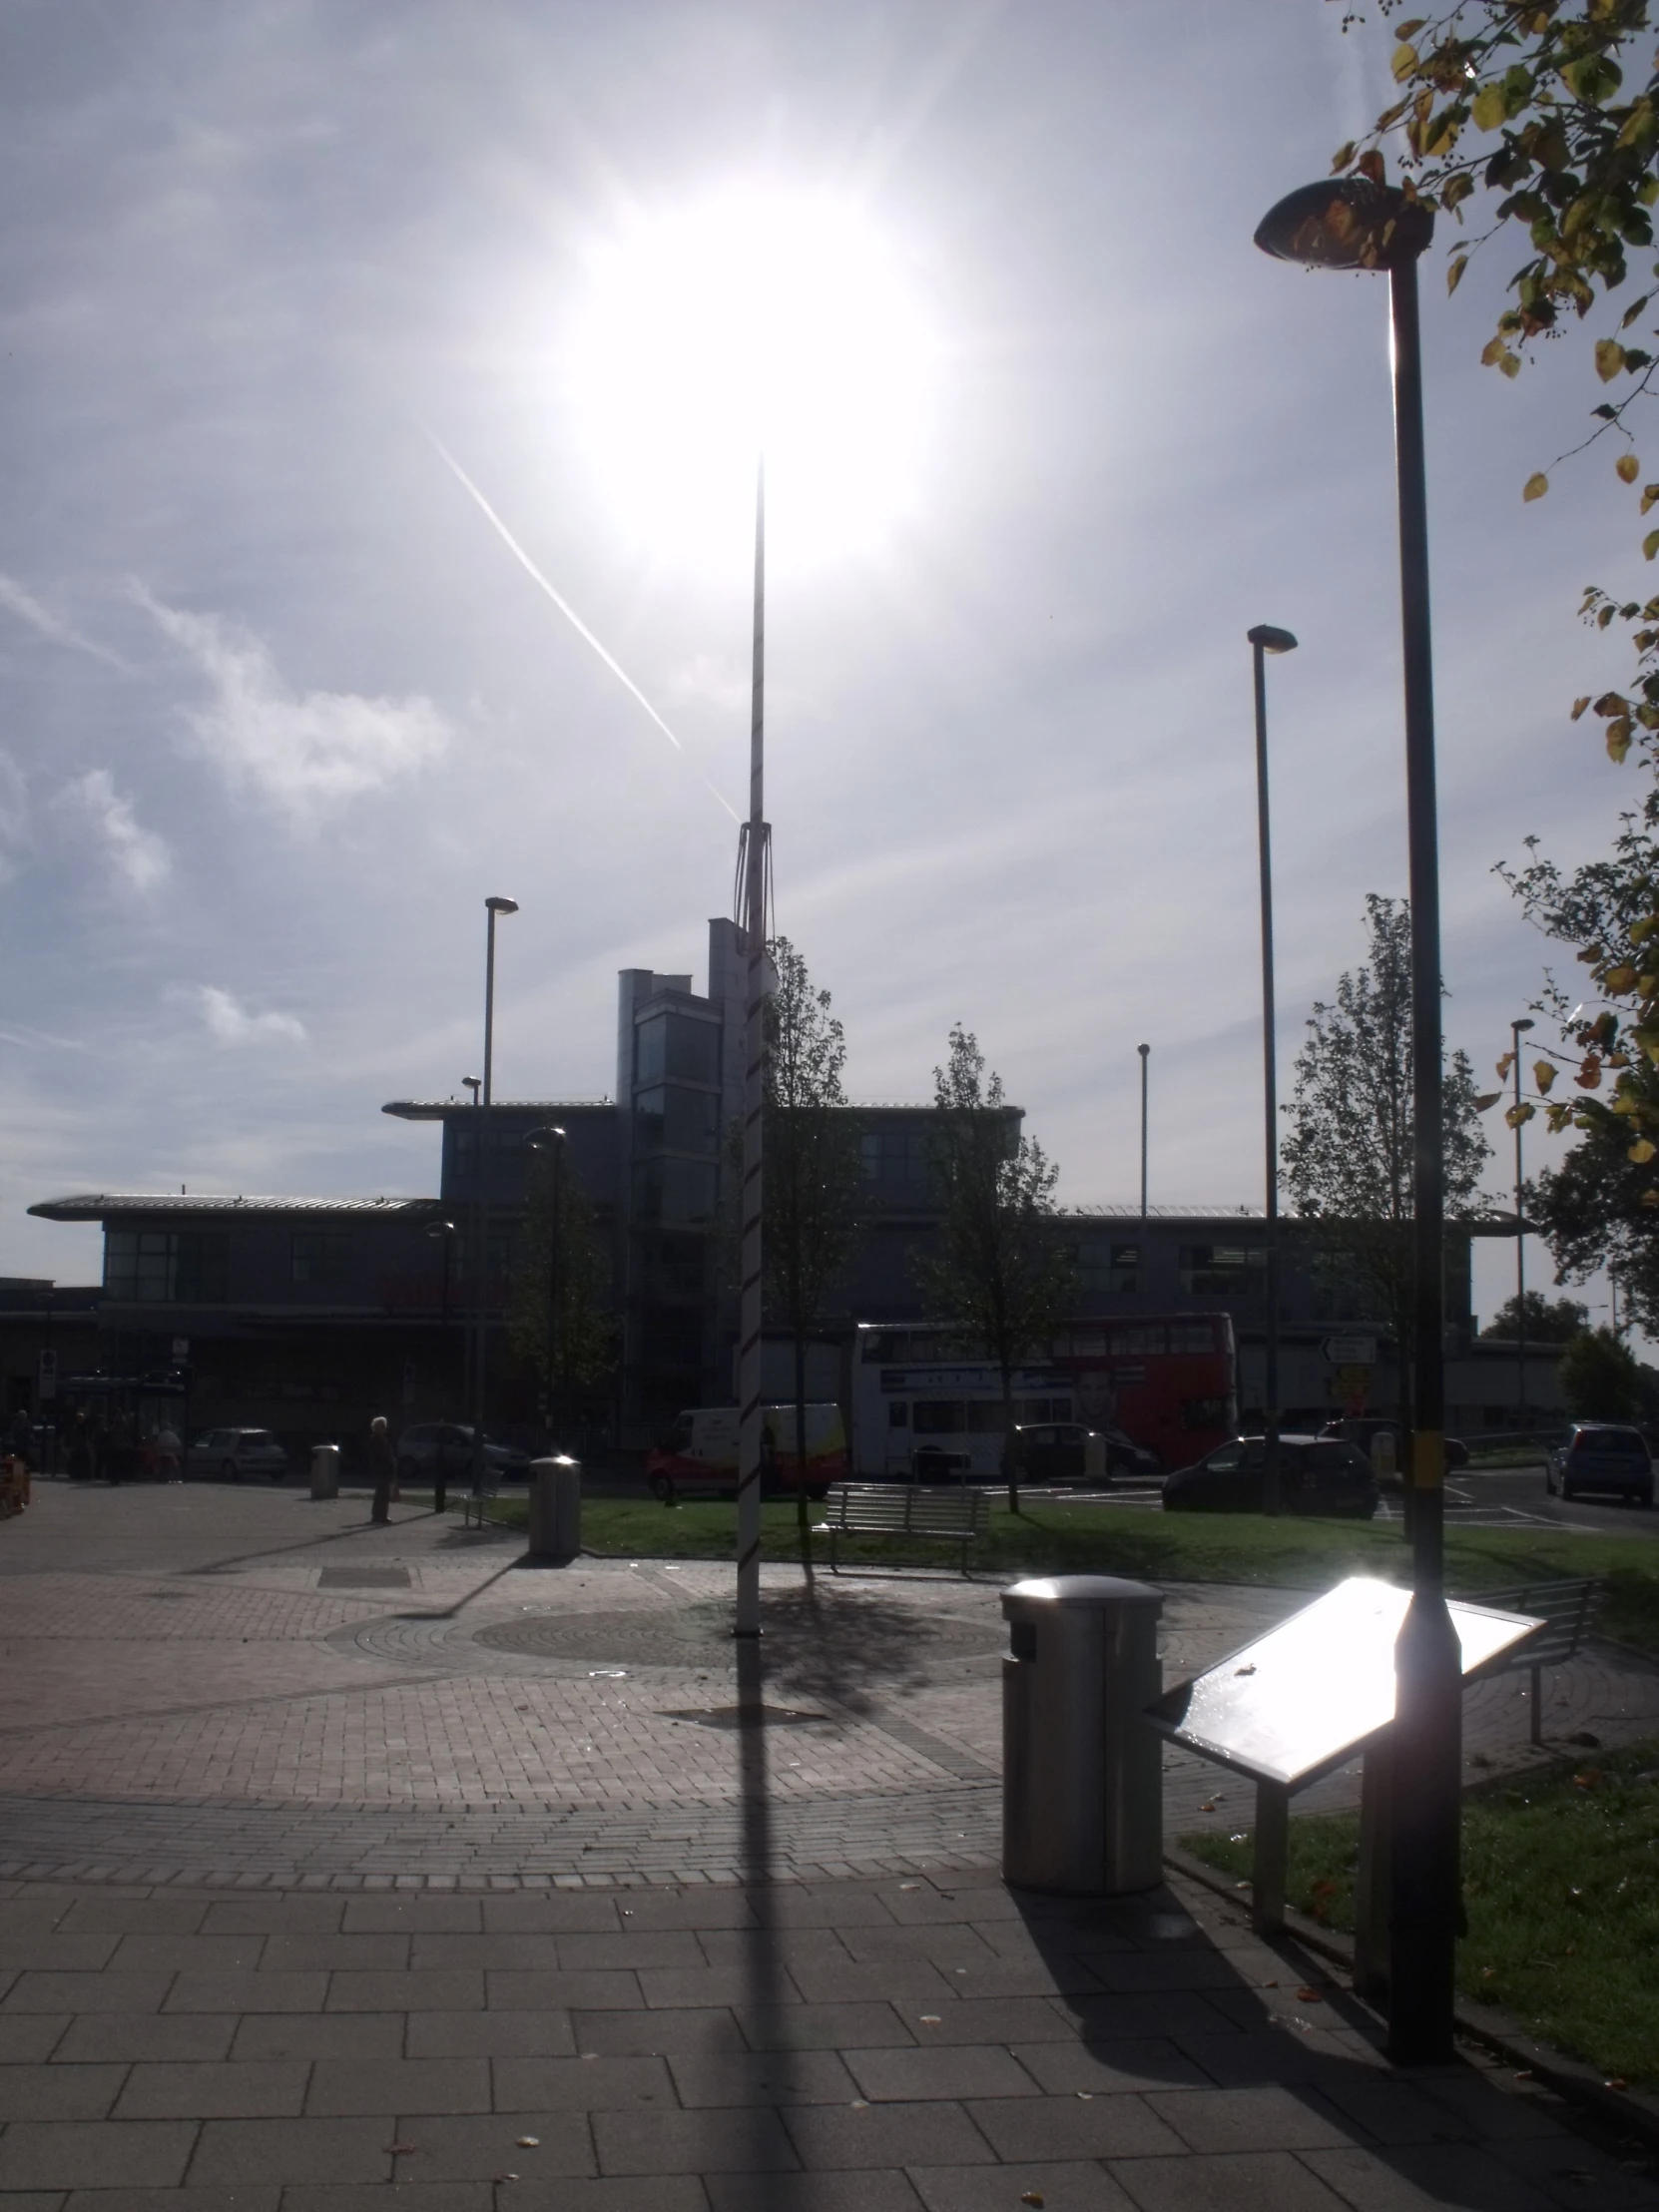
[155,1421,182,1484]
[368,1414,394,1525]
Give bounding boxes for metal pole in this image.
[736,457,767,1641]
[549,1136,564,1448]
[1138,1043,1150,1225]
[1512,1017,1532,1434]
[1252,638,1282,1518]
[472,910,497,1499]
[1386,249,1462,2067]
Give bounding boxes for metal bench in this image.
[815,1480,986,1573]
[1452,1576,1602,1745]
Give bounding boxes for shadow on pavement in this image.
[756,1581,976,1715]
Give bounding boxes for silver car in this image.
[186,1427,289,1482]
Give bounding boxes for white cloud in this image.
[669,651,750,713]
[133,584,451,821]
[0,575,126,668]
[190,985,307,1048]
[0,748,25,878]
[53,769,170,892]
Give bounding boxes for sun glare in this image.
[563,187,936,564]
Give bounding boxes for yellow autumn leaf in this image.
[1533,1060,1556,1094]
[1391,42,1419,82]
[1572,696,1592,720]
[1633,1139,1658,1164]
[1505,1101,1536,1128]
[1605,964,1639,991]
[1619,453,1641,483]
[1471,82,1507,131]
[1447,254,1468,295]
[1495,1051,1515,1079]
[1597,337,1627,381]
[1523,472,1549,501]
[1608,720,1634,763]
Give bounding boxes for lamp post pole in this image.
[1137,1043,1150,1226]
[736,458,768,1642]
[1248,626,1297,1515]
[1256,175,1460,2064]
[471,897,518,1500]
[1510,1017,1534,1433]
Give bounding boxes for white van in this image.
[645,1403,848,1500]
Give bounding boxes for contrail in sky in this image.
[420,426,740,825]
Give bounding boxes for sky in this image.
[0,0,1644,1338]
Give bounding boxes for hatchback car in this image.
[1011,1421,1161,1485]
[394,1422,530,1489]
[1318,1417,1469,1471]
[1546,1422,1654,1505]
[1162,1434,1380,1518]
[186,1427,289,1482]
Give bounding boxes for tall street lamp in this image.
[1510,1016,1535,1431]
[1248,624,1298,1515]
[736,460,769,1643]
[425,1217,457,1512]
[1256,173,1460,2064]
[525,1126,568,1449]
[1137,1043,1151,1227]
[471,895,519,1500]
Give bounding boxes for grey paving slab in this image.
[1171,2025,1380,2088]
[262,1935,411,1973]
[1487,2129,1659,2206]
[0,2195,63,2212]
[776,1959,962,2008]
[779,2098,996,2169]
[115,2059,311,2118]
[403,2010,578,2060]
[844,2044,1040,2102]
[55,2011,239,2062]
[478,1895,626,1934]
[275,2188,492,2212]
[168,1973,330,2015]
[1009,2036,1209,2094]
[604,1893,756,1933]
[1144,2083,1356,2154]
[204,1900,348,1936]
[887,1997,1071,2047]
[555,1933,708,1971]
[1298,2141,1553,2210]
[301,2055,493,2115]
[0,1936,121,1971]
[967,2091,1187,2161]
[1411,2064,1572,2141]
[569,2008,747,2057]
[55,1898,211,1936]
[0,2012,69,2060]
[66,2191,278,2212]
[1052,1990,1242,2042]
[483,2185,710,2212]
[1109,2148,1356,2210]
[690,1928,855,1972]
[910,2163,1137,2212]
[592,2105,799,2174]
[0,2117,200,2192]
[108,1935,267,1974]
[1313,2075,1482,2146]
[4,1969,175,2013]
[371,2110,596,2181]
[0,2060,127,2118]
[635,1966,792,2011]
[188,2115,398,2188]
[734,2001,913,2052]
[405,1936,563,1971]
[231,2012,406,2062]
[492,2053,676,2111]
[665,2048,858,2107]
[485,1968,642,2011]
[336,1899,480,1934]
[705,2175,924,2212]
[324,1971,483,2014]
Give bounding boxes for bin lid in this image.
[1002,1574,1162,1613]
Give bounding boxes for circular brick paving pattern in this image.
[471,1598,1003,1672]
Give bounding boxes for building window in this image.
[645,1235,706,1297]
[632,1157,718,1226]
[636,1012,720,1090]
[290,1232,349,1285]
[634,1085,720,1156]
[859,1129,931,1189]
[1178,1243,1267,1297]
[643,1305,704,1369]
[1075,1239,1140,1299]
[105,1229,229,1305]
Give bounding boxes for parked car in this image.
[394,1423,531,1489]
[1162,1433,1380,1518]
[1318,1417,1469,1471]
[186,1427,289,1482]
[1010,1421,1162,1486]
[1546,1422,1654,1505]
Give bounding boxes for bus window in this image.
[913,1400,965,1434]
[1180,1396,1229,1429]
[1110,1325,1168,1356]
[861,1332,903,1363]
[887,1400,909,1427]
[1169,1322,1217,1354]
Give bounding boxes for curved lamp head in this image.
[462,1076,481,1102]
[1248,625,1298,655]
[1512,1016,1536,1036]
[525,1124,568,1152]
[1138,1042,1150,1061]
[1254,177,1432,273]
[426,1218,455,1239]
[485,895,519,916]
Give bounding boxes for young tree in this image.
[761,938,863,1567]
[1281,895,1492,1423]
[914,1026,1079,1513]
[1558,1324,1645,1418]
[1478,1289,1589,1342]
[507,1158,615,1435]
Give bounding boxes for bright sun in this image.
[563,187,937,564]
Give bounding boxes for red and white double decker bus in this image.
[849,1316,1237,1478]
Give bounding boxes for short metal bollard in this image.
[1002,1573,1164,1895]
[309,1444,340,1501]
[528,1454,581,1559]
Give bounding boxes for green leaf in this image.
[1447,253,1468,294]
[1390,42,1419,84]
[1643,528,1659,558]
[1597,336,1627,381]
[1471,82,1508,132]
[1523,471,1549,501]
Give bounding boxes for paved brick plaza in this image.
[0,1481,1654,2205]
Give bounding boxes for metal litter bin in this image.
[309,1443,340,1501]
[1002,1573,1164,1895]
[529,1454,581,1559]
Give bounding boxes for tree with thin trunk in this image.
[913,1026,1078,1514]
[506,1160,615,1427]
[762,938,863,1572]
[1281,894,1491,1429]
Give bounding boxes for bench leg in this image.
[1354,1736,1392,2006]
[1253,1781,1289,1936]
[1530,1660,1543,1748]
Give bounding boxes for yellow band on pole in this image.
[1412,1430,1444,1490]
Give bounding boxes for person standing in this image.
[368,1414,395,1525]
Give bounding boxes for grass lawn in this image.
[1182,1743,1659,2086]
[439,1493,1659,1658]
